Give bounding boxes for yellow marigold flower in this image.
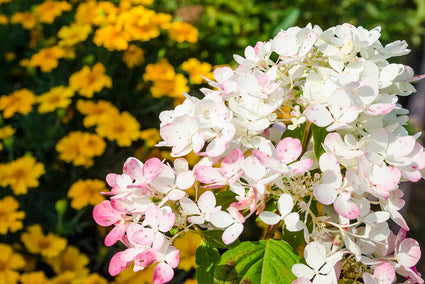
[152,13,173,29]
[21,224,67,258]
[46,245,89,276]
[56,131,106,168]
[75,1,118,26]
[82,273,108,284]
[37,86,74,114]
[181,58,214,84]
[143,58,175,82]
[34,0,71,24]
[96,111,140,147]
[123,44,144,69]
[140,128,160,148]
[27,46,66,72]
[0,89,36,119]
[93,24,129,51]
[58,23,92,47]
[0,15,8,25]
[0,243,25,284]
[114,264,155,284]
[120,7,160,42]
[0,196,25,234]
[1,156,45,195]
[0,126,15,140]
[150,74,189,99]
[168,21,198,43]
[69,63,112,98]
[20,271,48,284]
[128,0,153,5]
[173,231,201,271]
[68,179,106,210]
[76,99,119,128]
[49,271,77,284]
[10,11,36,30]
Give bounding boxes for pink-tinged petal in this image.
[214,66,234,82]
[210,211,234,228]
[292,263,314,280]
[373,262,395,283]
[259,211,281,225]
[299,30,317,57]
[370,165,401,192]
[152,232,165,251]
[304,105,333,128]
[198,191,217,213]
[129,226,154,246]
[292,277,313,284]
[179,197,201,215]
[135,249,157,268]
[366,103,395,115]
[314,183,338,205]
[176,171,195,190]
[123,157,144,181]
[288,159,313,174]
[252,149,282,171]
[159,211,175,232]
[362,273,377,284]
[153,262,174,284]
[106,173,119,187]
[398,238,421,268]
[167,189,186,201]
[333,195,359,220]
[194,165,225,185]
[143,158,163,183]
[93,201,121,227]
[338,106,359,124]
[165,246,180,268]
[319,153,340,173]
[222,223,244,245]
[108,251,131,276]
[276,137,303,164]
[187,216,205,224]
[401,169,421,182]
[192,132,204,153]
[221,149,243,178]
[387,135,416,157]
[206,138,228,157]
[144,205,161,228]
[241,156,267,181]
[105,223,127,246]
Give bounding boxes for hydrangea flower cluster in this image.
[94,23,425,284]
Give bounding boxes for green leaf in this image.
[311,124,328,161]
[202,230,240,249]
[215,190,238,209]
[272,7,300,35]
[196,243,220,284]
[282,121,306,142]
[214,240,302,284]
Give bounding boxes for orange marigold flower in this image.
[93,24,130,51]
[150,74,189,99]
[0,243,25,284]
[83,273,108,284]
[34,0,71,24]
[1,156,45,195]
[75,0,118,26]
[181,58,214,84]
[27,46,67,72]
[69,63,112,98]
[10,11,36,30]
[174,230,202,271]
[123,44,144,68]
[140,128,161,148]
[119,7,161,42]
[58,23,92,47]
[143,58,175,82]
[0,196,25,234]
[20,271,48,284]
[37,86,74,114]
[67,179,106,210]
[128,0,153,5]
[0,89,36,118]
[96,111,140,147]
[76,99,119,128]
[46,245,89,276]
[167,21,198,43]
[21,224,67,258]
[56,131,106,168]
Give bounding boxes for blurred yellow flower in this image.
[34,0,72,24]
[19,271,48,284]
[150,74,189,99]
[0,89,36,118]
[120,7,163,42]
[0,15,8,25]
[114,264,155,284]
[181,58,214,84]
[27,46,67,72]
[94,24,129,51]
[0,0,12,4]
[82,273,108,284]
[0,196,25,234]
[168,21,198,43]
[10,11,36,30]
[128,0,153,5]
[0,125,15,139]
[143,58,176,82]
[183,279,198,284]
[140,128,160,148]
[1,156,45,195]
[68,179,107,210]
[76,99,119,128]
[75,0,118,26]
[123,44,144,68]
[69,63,112,98]
[0,243,25,284]
[46,245,89,276]
[173,230,201,271]
[56,131,106,168]
[58,23,92,46]
[49,271,77,284]
[37,86,74,114]
[21,224,67,258]
[96,111,140,147]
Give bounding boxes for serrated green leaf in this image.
[311,124,328,161]
[214,240,302,284]
[202,230,240,249]
[196,243,220,284]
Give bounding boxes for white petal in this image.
[292,263,315,280]
[180,197,201,215]
[222,223,244,245]
[210,211,234,228]
[259,211,281,225]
